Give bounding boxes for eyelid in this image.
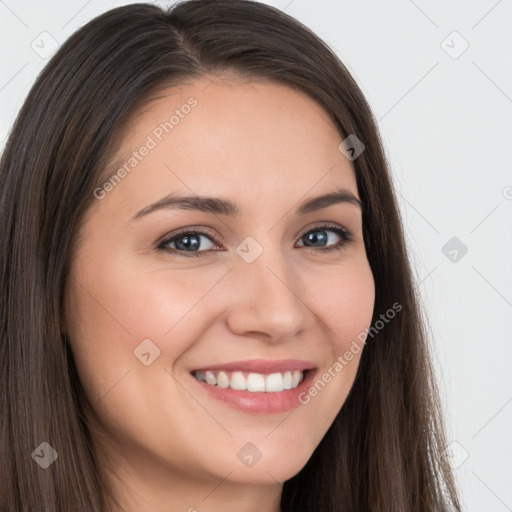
[157,222,353,256]
[296,221,350,241]
[156,227,222,253]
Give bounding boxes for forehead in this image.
[92,77,358,222]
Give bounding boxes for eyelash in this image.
[157,223,353,258]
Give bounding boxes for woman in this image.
[0,1,461,510]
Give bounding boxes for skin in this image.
[63,76,375,512]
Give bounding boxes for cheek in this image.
[308,257,375,347]
[108,263,232,352]
[64,260,229,448]
[296,258,375,420]
[65,255,226,384]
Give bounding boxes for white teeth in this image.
[265,372,283,392]
[291,370,302,387]
[193,369,305,392]
[283,371,293,389]
[246,373,265,392]
[216,371,230,388]
[230,371,246,390]
[205,370,217,385]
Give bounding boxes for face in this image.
[63,76,375,504]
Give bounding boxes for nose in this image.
[225,247,309,341]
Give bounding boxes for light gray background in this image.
[1,1,511,510]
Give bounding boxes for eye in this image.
[157,223,353,258]
[296,223,353,253]
[157,229,220,258]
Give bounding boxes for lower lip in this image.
[189,369,317,414]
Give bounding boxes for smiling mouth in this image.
[191,369,307,392]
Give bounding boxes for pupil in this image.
[306,230,326,247]
[176,235,199,251]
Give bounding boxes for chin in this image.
[218,441,315,485]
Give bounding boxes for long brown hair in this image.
[0,1,461,510]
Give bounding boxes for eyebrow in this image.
[131,187,363,221]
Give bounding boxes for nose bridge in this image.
[226,236,307,338]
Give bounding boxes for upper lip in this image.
[191,358,316,374]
